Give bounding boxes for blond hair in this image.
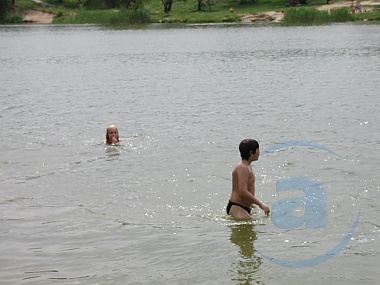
[105,125,119,144]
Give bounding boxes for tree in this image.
[239,0,256,4]
[161,0,173,13]
[197,0,214,11]
[105,0,116,8]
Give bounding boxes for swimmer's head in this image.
[106,125,120,144]
[239,139,259,160]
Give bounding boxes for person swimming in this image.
[104,125,122,145]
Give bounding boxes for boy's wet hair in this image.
[239,139,259,160]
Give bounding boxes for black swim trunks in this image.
[226,200,251,215]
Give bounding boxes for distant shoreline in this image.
[20,0,380,24]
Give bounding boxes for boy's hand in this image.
[260,203,270,216]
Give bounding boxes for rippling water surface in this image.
[1,23,379,284]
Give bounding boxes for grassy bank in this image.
[284,7,355,23]
[54,6,151,24]
[2,0,380,24]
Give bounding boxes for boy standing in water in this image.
[226,139,270,220]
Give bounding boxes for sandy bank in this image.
[239,0,380,23]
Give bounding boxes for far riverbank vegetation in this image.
[1,0,380,25]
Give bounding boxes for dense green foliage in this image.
[0,0,11,14]
[284,7,354,24]
[0,0,23,23]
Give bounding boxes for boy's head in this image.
[239,139,259,160]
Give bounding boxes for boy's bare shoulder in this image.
[234,162,250,173]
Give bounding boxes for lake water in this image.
[1,22,379,284]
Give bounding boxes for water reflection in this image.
[230,222,263,285]
[105,145,121,160]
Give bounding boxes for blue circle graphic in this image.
[258,140,360,268]
[260,140,340,157]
